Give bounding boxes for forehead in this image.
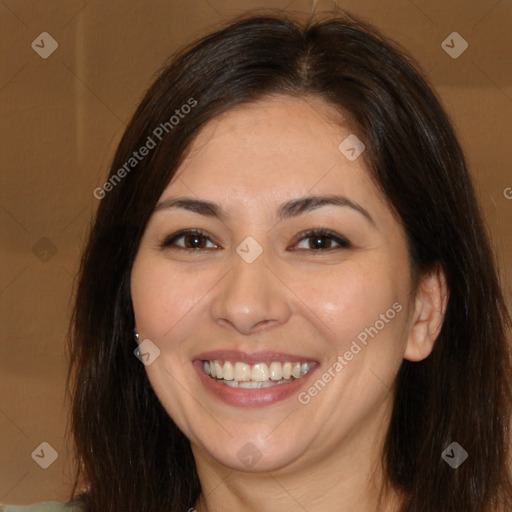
[166,95,384,212]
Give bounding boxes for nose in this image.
[209,249,292,336]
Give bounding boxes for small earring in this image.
[134,332,139,341]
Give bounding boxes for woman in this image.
[3,10,511,512]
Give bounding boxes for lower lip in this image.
[193,360,319,407]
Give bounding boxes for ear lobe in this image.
[404,264,449,362]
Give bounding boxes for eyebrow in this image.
[154,194,375,226]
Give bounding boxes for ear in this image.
[404,264,449,362]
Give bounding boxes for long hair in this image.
[65,10,512,512]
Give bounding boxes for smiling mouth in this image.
[202,360,316,389]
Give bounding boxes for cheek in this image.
[291,259,404,351]
[131,258,217,341]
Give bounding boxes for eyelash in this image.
[160,229,351,252]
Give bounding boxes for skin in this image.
[130,95,448,512]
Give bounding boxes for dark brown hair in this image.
[65,10,512,512]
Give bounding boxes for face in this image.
[130,95,416,475]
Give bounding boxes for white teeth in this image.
[282,362,292,379]
[238,380,287,388]
[234,362,251,381]
[215,379,291,389]
[269,361,283,381]
[214,361,222,380]
[203,359,315,384]
[223,361,234,381]
[251,363,270,382]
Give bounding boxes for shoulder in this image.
[0,501,85,512]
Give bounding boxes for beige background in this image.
[1,0,511,505]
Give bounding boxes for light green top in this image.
[0,502,83,511]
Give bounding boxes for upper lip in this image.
[194,350,319,365]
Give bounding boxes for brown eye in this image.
[161,230,219,250]
[292,229,351,251]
